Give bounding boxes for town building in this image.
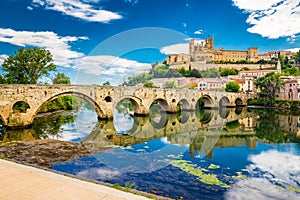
[277,76,298,101]
[197,78,230,91]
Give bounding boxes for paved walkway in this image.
[0,159,150,200]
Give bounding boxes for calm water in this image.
[1,107,300,200]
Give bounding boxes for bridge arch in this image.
[33,91,104,123]
[177,99,190,111]
[197,109,213,124]
[150,98,170,113]
[114,96,143,115]
[219,96,230,107]
[196,95,214,109]
[177,111,190,124]
[12,101,30,113]
[219,107,230,119]
[235,98,243,106]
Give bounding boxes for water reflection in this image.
[1,107,300,199]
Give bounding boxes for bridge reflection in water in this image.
[83,107,258,158]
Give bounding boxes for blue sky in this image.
[0,0,300,85]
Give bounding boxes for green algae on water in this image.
[208,164,220,169]
[170,160,229,188]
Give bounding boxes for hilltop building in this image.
[166,37,259,67]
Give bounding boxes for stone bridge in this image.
[0,84,253,127]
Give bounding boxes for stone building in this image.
[166,36,259,67]
[277,76,298,101]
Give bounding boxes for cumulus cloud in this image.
[0,28,86,67]
[73,55,151,76]
[160,43,189,54]
[225,150,300,200]
[232,0,300,39]
[31,0,122,23]
[0,28,151,83]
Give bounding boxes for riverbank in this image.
[0,158,150,200]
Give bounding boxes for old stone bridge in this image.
[0,84,253,127]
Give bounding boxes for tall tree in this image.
[254,72,284,104]
[2,47,56,84]
[53,73,71,84]
[293,50,300,65]
[225,81,240,92]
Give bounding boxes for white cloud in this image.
[0,28,151,84]
[0,54,8,65]
[31,0,122,23]
[183,22,187,28]
[194,30,203,35]
[160,43,189,55]
[286,47,300,52]
[73,55,151,76]
[225,150,300,200]
[232,0,300,39]
[0,28,87,67]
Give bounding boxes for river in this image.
[1,106,300,200]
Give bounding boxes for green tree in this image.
[220,68,238,76]
[293,50,300,64]
[279,53,285,69]
[254,72,284,104]
[190,69,202,78]
[53,73,71,84]
[2,47,56,84]
[143,80,155,88]
[283,66,300,76]
[0,74,6,84]
[165,69,182,78]
[225,81,240,92]
[103,81,111,86]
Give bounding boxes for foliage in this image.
[32,112,76,138]
[53,73,71,84]
[1,47,56,84]
[282,66,300,76]
[116,99,134,113]
[293,50,300,64]
[164,69,182,78]
[143,80,155,88]
[102,81,111,86]
[254,72,284,104]
[13,101,30,113]
[220,68,238,76]
[225,81,240,93]
[253,110,299,143]
[0,74,6,84]
[165,81,177,88]
[201,68,220,78]
[178,67,202,78]
[279,53,285,69]
[190,69,202,78]
[225,120,240,129]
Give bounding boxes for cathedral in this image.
[166,37,259,66]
